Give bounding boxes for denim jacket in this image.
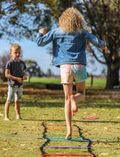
[36,28,106,66]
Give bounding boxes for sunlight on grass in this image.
[0,88,120,157]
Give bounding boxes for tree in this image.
[0,53,11,81]
[75,0,120,89]
[24,60,44,82]
[46,69,52,77]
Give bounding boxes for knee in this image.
[6,100,12,105]
[79,92,85,101]
[15,101,20,105]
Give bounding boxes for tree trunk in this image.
[28,74,31,83]
[112,67,119,86]
[106,66,113,89]
[91,75,93,87]
[105,65,119,89]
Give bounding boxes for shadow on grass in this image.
[0,132,119,143]
[23,119,120,124]
[20,101,120,109]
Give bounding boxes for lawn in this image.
[24,76,106,87]
[0,83,120,157]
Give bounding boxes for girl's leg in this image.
[63,83,73,139]
[71,81,85,115]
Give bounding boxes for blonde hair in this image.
[10,43,21,52]
[58,7,91,33]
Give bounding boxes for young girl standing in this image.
[36,7,108,139]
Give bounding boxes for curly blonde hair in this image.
[58,7,91,33]
[10,43,21,52]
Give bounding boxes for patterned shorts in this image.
[60,64,88,84]
[7,85,23,101]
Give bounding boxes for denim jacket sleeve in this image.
[81,29,106,48]
[36,29,55,46]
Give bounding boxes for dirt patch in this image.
[23,88,64,96]
[0,86,120,99]
[0,86,64,97]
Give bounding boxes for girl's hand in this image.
[39,28,46,34]
[103,46,108,53]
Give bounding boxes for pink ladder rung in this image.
[40,153,98,156]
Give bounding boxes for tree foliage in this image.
[46,68,54,77]
[0,0,75,41]
[24,60,44,78]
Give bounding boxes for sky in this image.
[0,38,107,76]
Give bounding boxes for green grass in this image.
[0,88,120,157]
[24,77,61,84]
[24,77,106,87]
[85,78,106,87]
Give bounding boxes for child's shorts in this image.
[7,85,23,101]
[60,64,88,84]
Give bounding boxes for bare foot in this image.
[71,95,78,116]
[65,135,72,140]
[65,132,72,140]
[4,118,10,121]
[65,128,72,139]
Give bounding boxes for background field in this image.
[24,76,106,87]
[0,77,120,157]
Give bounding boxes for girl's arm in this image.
[81,29,107,49]
[39,28,46,34]
[36,28,55,46]
[102,46,108,53]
